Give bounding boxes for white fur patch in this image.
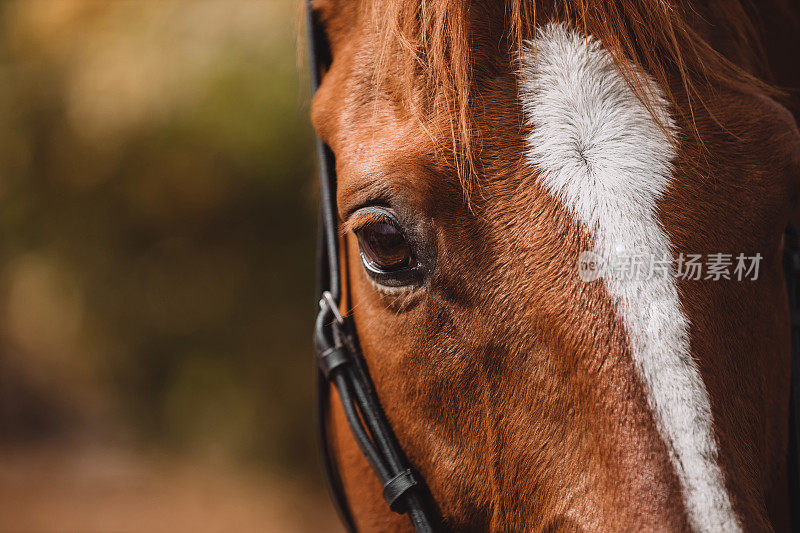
[519,23,739,532]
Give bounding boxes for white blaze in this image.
[518,23,739,532]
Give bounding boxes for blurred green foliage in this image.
[0,0,320,479]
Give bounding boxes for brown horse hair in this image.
[361,0,777,195]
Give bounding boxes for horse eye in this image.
[355,220,415,273]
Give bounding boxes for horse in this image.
[307,0,800,530]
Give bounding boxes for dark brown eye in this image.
[356,220,415,272]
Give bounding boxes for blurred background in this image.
[0,1,341,531]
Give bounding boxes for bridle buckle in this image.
[319,290,345,326]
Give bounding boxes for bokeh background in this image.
[0,1,341,531]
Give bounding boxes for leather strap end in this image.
[383,469,418,513]
[318,345,350,379]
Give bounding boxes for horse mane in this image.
[367,0,773,193]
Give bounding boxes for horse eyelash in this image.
[343,211,403,235]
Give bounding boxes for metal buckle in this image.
[319,290,345,326]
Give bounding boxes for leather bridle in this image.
[306,2,800,530]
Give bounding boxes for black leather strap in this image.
[307,3,357,531]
